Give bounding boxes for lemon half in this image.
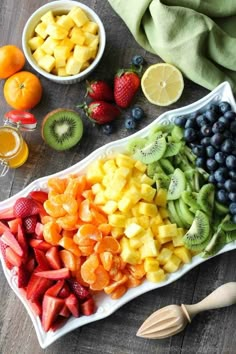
[141,63,184,106]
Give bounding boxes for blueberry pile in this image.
[174,101,236,223]
[125,106,145,130]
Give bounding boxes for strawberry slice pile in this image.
[0,192,96,332]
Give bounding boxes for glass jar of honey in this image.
[0,110,37,176]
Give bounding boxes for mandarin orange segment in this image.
[99,251,113,271]
[90,207,108,225]
[52,194,78,215]
[125,273,142,288]
[43,221,62,245]
[48,177,67,194]
[44,199,67,218]
[81,253,99,284]
[127,263,146,280]
[79,245,95,256]
[98,223,112,236]
[73,232,96,247]
[58,236,81,256]
[56,214,78,230]
[41,215,56,225]
[104,274,128,295]
[59,249,78,271]
[82,189,94,202]
[90,265,110,291]
[110,285,127,299]
[94,236,120,254]
[78,224,102,242]
[64,177,81,198]
[78,199,93,222]
[61,229,75,238]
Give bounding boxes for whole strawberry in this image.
[114,69,140,108]
[86,80,114,102]
[14,197,39,218]
[23,215,38,233]
[82,101,120,125]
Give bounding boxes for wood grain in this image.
[0,1,235,353]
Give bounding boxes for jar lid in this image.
[4,110,37,131]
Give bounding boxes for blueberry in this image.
[219,101,231,114]
[206,103,220,114]
[225,179,236,192]
[131,55,144,67]
[218,116,230,128]
[189,112,198,120]
[192,145,205,157]
[206,158,218,171]
[102,124,113,135]
[217,182,225,189]
[229,192,236,202]
[226,155,236,170]
[212,121,226,133]
[125,116,136,129]
[183,128,198,142]
[221,139,234,153]
[224,110,236,121]
[216,189,229,204]
[131,106,144,120]
[230,120,236,134]
[204,109,218,123]
[214,167,228,183]
[196,157,205,168]
[232,214,236,224]
[215,151,226,165]
[206,145,216,158]
[229,203,236,215]
[174,115,187,127]
[208,173,216,184]
[185,118,197,129]
[201,137,211,146]
[200,124,212,137]
[196,115,208,127]
[210,133,224,148]
[229,170,236,181]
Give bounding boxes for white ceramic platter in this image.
[0,81,235,348]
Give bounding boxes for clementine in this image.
[3,71,43,110]
[0,45,25,79]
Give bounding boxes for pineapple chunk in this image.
[138,202,158,217]
[60,37,75,51]
[91,183,104,194]
[73,44,93,63]
[158,247,173,265]
[93,191,107,205]
[124,223,144,238]
[38,54,55,72]
[54,45,70,60]
[155,188,167,207]
[70,27,86,45]
[159,207,169,219]
[146,269,166,282]
[158,224,178,238]
[174,247,192,264]
[111,227,124,239]
[163,254,182,273]
[32,47,46,62]
[108,214,126,228]
[84,32,98,46]
[103,159,117,174]
[150,214,164,236]
[35,22,48,39]
[41,10,55,25]
[129,236,143,249]
[46,24,68,40]
[56,67,68,77]
[101,200,118,214]
[136,216,150,229]
[139,174,154,185]
[120,237,141,265]
[41,37,60,55]
[28,36,44,51]
[140,239,159,259]
[118,196,134,213]
[82,21,98,34]
[86,159,104,183]
[57,14,75,31]
[115,154,135,169]
[172,233,184,247]
[68,6,89,27]
[134,160,147,173]
[144,257,160,272]
[140,184,156,202]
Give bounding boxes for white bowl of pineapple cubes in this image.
[22,1,106,84]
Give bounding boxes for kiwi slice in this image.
[182,191,199,212]
[178,198,195,226]
[225,230,236,243]
[133,136,167,164]
[42,109,83,151]
[214,201,229,216]
[183,210,210,250]
[197,183,215,215]
[159,158,175,175]
[167,168,186,200]
[163,141,182,158]
[147,162,165,178]
[174,200,189,228]
[171,125,184,142]
[127,137,146,154]
[168,200,185,228]
[154,173,170,190]
[221,219,236,231]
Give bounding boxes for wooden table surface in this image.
[0,1,236,353]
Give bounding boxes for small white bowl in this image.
[22,0,106,84]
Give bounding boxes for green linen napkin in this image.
[107,0,236,93]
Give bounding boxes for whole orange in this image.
[3,71,43,110]
[0,45,25,79]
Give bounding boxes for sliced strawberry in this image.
[28,191,48,204]
[59,304,71,318]
[34,248,50,270]
[8,218,22,234]
[5,247,22,267]
[17,224,28,261]
[0,239,13,269]
[17,264,30,288]
[25,257,36,273]
[45,246,62,270]
[50,316,68,332]
[42,295,65,332]
[0,221,10,234]
[80,297,96,316]
[23,215,38,234]
[65,293,80,317]
[0,206,15,220]
[67,278,90,300]
[29,299,42,317]
[35,222,44,239]
[26,267,53,301]
[35,268,70,280]
[58,282,71,299]
[45,280,65,297]
[29,239,52,251]
[1,229,23,256]
[13,197,39,218]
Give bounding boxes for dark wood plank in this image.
[0,0,235,353]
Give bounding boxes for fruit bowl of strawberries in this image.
[1,81,236,348]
